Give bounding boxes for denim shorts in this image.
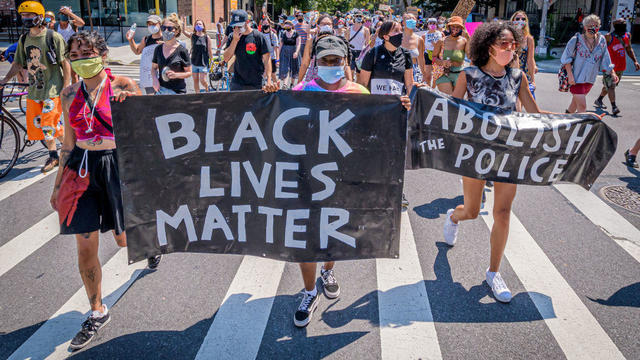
[155,87,177,95]
[192,65,209,74]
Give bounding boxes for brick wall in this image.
[180,0,226,29]
[0,0,14,11]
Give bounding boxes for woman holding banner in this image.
[49,30,161,350]
[444,21,545,304]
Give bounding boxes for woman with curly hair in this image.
[443,21,549,303]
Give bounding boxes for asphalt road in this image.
[0,64,639,360]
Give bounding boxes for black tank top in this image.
[145,35,161,47]
[281,31,298,46]
[190,33,210,67]
[464,65,522,111]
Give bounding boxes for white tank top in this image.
[349,26,366,51]
[57,23,75,42]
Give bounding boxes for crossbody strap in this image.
[80,83,113,134]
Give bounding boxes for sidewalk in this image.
[537,43,640,76]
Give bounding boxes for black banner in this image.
[112,91,406,263]
[407,87,617,189]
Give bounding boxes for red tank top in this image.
[69,70,115,142]
[608,33,629,72]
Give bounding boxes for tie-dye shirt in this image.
[292,79,370,94]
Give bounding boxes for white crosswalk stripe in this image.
[377,212,442,360]
[0,167,57,202]
[481,187,625,360]
[0,212,58,277]
[7,249,147,360]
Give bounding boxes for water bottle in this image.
[127,23,137,39]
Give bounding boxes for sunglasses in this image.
[514,17,526,21]
[495,39,517,50]
[160,26,175,31]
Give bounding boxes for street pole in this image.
[537,0,549,55]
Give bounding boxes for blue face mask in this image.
[317,65,344,84]
[406,19,417,29]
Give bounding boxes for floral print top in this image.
[464,65,522,111]
[561,33,614,84]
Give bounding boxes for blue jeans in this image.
[155,87,177,95]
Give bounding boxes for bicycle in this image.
[0,82,48,178]
[208,51,231,92]
[1,82,27,115]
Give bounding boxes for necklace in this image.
[81,77,106,134]
[484,67,506,80]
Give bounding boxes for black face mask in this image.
[450,29,462,37]
[388,33,403,48]
[262,25,270,31]
[614,23,626,34]
[22,16,41,28]
[298,18,303,23]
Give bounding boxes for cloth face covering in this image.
[71,57,104,79]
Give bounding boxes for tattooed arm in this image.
[112,75,142,102]
[50,83,79,211]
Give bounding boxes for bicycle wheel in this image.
[0,115,20,178]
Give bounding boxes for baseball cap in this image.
[315,35,347,59]
[147,15,162,24]
[230,10,248,26]
[427,18,437,23]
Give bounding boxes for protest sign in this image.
[112,91,407,263]
[407,87,617,189]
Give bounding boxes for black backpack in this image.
[18,29,60,67]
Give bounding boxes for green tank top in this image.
[443,49,465,63]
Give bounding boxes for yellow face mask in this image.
[71,56,104,79]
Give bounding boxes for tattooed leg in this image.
[76,231,103,311]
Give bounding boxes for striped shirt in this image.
[294,22,308,46]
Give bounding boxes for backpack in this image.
[18,29,60,67]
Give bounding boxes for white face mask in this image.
[320,25,332,33]
[148,25,160,34]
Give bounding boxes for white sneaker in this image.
[443,209,458,246]
[486,269,512,303]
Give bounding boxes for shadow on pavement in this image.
[413,196,464,219]
[322,242,554,328]
[0,269,154,359]
[587,282,640,308]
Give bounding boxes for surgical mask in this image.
[320,25,332,33]
[355,17,363,23]
[71,56,104,79]
[148,25,160,34]
[490,47,513,67]
[513,20,526,28]
[195,24,204,32]
[162,30,175,40]
[338,24,344,29]
[406,19,416,29]
[44,17,52,24]
[22,16,42,28]
[428,24,437,30]
[614,23,626,34]
[388,33,403,48]
[317,65,344,84]
[438,23,445,29]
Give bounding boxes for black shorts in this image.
[350,50,362,72]
[424,52,433,66]
[57,146,125,235]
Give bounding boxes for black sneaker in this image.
[612,105,621,116]
[147,255,162,269]
[594,98,606,109]
[402,193,409,211]
[321,267,340,299]
[69,311,111,350]
[293,291,319,327]
[624,150,639,168]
